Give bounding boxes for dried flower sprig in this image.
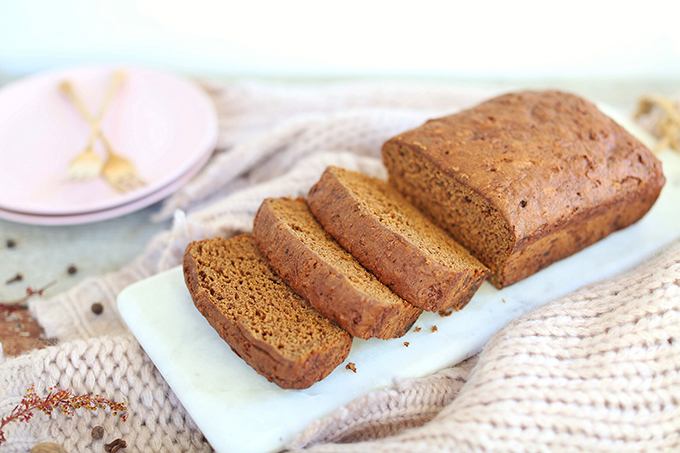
[0,384,127,445]
[0,281,56,314]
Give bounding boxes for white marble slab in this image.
[118,115,680,453]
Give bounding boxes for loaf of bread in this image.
[308,166,490,312]
[183,234,353,389]
[253,197,422,339]
[382,90,665,288]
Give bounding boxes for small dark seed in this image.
[104,439,126,453]
[91,303,104,315]
[67,265,77,275]
[91,425,105,440]
[6,239,16,248]
[6,273,23,284]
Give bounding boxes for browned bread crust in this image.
[253,197,422,339]
[308,166,489,312]
[382,90,665,288]
[183,234,352,389]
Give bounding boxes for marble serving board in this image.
[118,116,680,453]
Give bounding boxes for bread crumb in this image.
[346,362,357,373]
[413,326,421,332]
[438,308,454,317]
[404,342,410,347]
[431,325,438,332]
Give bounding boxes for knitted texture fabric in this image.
[293,240,680,452]
[1,81,678,452]
[0,335,212,453]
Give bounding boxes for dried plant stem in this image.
[0,384,127,445]
[0,281,57,313]
[635,95,680,153]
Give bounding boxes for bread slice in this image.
[308,166,490,312]
[183,234,353,389]
[253,197,422,339]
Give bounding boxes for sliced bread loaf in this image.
[382,91,665,288]
[183,234,353,389]
[308,166,490,312]
[253,197,422,340]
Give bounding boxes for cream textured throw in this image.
[1,81,679,453]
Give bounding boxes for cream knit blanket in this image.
[0,81,678,452]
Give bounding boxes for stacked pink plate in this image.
[0,65,218,225]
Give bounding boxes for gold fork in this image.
[98,129,146,192]
[60,72,145,192]
[60,74,122,181]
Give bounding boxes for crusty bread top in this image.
[383,90,665,239]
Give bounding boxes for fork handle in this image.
[59,71,125,132]
[60,81,104,150]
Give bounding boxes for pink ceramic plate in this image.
[0,65,218,215]
[0,146,212,226]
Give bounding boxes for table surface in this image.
[0,75,677,360]
[0,204,172,357]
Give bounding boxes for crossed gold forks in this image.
[61,71,145,192]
